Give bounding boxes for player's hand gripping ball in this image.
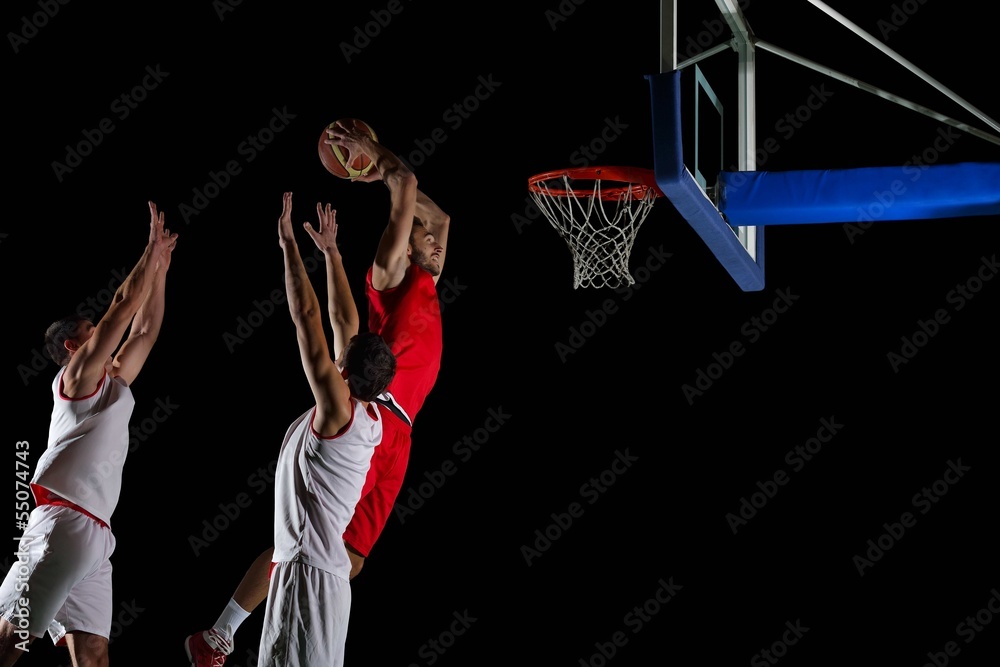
[318,118,378,179]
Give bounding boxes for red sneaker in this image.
[184,629,233,667]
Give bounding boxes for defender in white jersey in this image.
[257,193,396,667]
[0,201,176,667]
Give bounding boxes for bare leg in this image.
[65,631,108,667]
[233,547,274,612]
[0,618,33,667]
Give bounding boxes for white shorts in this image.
[258,561,352,667]
[0,504,116,643]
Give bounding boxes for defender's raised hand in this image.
[304,202,341,257]
[148,200,178,257]
[278,192,296,247]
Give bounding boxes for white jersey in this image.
[31,368,135,526]
[272,400,381,580]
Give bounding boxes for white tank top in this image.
[272,400,381,580]
[32,368,135,525]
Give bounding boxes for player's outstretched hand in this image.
[147,201,177,255]
[147,201,178,271]
[304,202,341,258]
[278,192,296,248]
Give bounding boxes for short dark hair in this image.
[409,217,426,243]
[343,332,396,402]
[43,316,87,366]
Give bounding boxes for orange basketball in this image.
[318,118,378,179]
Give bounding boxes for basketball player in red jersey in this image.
[0,202,177,667]
[184,124,449,666]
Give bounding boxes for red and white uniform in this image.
[0,368,131,643]
[33,369,134,525]
[259,400,381,667]
[342,264,442,557]
[271,402,382,579]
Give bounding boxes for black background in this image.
[3,1,998,665]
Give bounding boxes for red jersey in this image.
[366,263,443,421]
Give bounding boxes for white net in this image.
[529,173,659,289]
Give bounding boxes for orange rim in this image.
[528,166,662,201]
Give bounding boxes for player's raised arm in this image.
[62,201,176,397]
[111,207,177,385]
[326,121,417,291]
[304,201,358,367]
[278,192,350,436]
[414,188,450,284]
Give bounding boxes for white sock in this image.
[213,598,251,641]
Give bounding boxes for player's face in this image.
[408,229,442,276]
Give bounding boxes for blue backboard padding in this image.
[646,70,766,292]
[718,163,1000,226]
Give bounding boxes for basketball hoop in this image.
[528,166,663,289]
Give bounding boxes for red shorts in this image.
[343,409,412,557]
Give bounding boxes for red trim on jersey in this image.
[58,369,107,401]
[31,484,109,529]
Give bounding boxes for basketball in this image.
[318,118,378,179]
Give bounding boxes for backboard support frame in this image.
[653,0,1000,292]
[652,0,765,291]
